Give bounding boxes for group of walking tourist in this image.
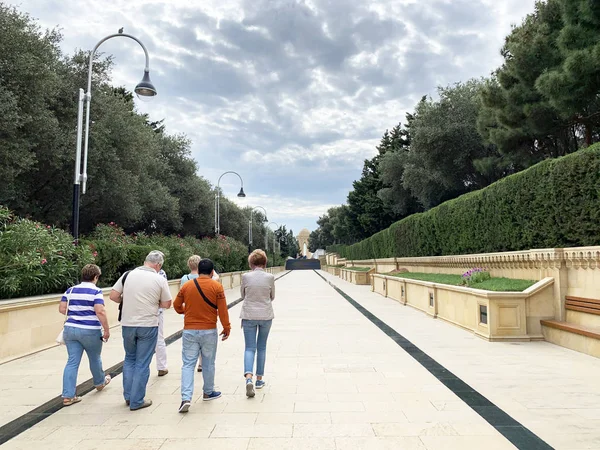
[58,249,275,413]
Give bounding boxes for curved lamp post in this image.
[266,222,280,256]
[71,31,157,244]
[214,171,246,235]
[249,206,268,247]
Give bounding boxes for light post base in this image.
[71,183,80,245]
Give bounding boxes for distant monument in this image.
[296,228,311,258]
[286,228,320,270]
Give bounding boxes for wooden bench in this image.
[541,319,600,340]
[565,296,600,315]
[541,296,600,340]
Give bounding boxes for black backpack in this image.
[117,270,131,322]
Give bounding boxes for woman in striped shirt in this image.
[59,264,111,406]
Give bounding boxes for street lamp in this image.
[267,222,280,264]
[248,206,268,247]
[214,171,246,235]
[71,30,157,244]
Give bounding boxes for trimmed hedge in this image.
[329,144,600,260]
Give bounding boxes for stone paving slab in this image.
[0,282,243,429]
[318,269,600,450]
[0,270,524,450]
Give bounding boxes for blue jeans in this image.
[242,319,272,377]
[122,326,158,409]
[181,329,218,400]
[62,327,105,398]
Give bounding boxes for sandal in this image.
[95,375,112,391]
[62,397,82,406]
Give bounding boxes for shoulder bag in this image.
[193,278,218,309]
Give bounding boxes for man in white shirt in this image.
[110,250,172,411]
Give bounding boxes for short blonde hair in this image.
[187,255,201,271]
[248,249,267,268]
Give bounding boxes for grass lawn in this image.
[345,266,372,272]
[386,272,536,292]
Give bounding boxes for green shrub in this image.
[329,145,600,259]
[0,208,285,298]
[0,206,94,298]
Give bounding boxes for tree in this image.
[275,226,298,258]
[377,115,422,216]
[478,0,579,163]
[0,5,68,211]
[403,80,504,209]
[536,0,600,146]
[0,5,293,242]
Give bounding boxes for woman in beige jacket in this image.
[240,250,275,398]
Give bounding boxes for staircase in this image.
[285,259,321,270]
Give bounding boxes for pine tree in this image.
[536,0,600,146]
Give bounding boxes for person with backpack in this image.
[109,250,172,411]
[174,258,230,413]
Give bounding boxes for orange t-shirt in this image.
[174,277,231,331]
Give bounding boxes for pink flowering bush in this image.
[0,206,278,296]
[192,234,248,273]
[0,206,94,299]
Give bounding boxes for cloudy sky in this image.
[9,0,536,235]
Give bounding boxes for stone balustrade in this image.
[327,246,600,322]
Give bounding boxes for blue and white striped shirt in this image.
[61,282,105,330]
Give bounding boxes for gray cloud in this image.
[7,0,537,234]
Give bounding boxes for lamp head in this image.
[135,70,157,100]
[237,187,246,198]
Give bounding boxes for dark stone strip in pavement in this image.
[313,270,554,450]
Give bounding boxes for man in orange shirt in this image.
[174,259,231,413]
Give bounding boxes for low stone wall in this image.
[372,274,555,341]
[328,246,600,322]
[325,266,341,276]
[340,268,376,285]
[0,267,285,364]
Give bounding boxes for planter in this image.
[372,273,555,341]
[325,266,341,276]
[340,268,375,285]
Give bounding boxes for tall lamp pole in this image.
[267,222,280,266]
[71,30,157,244]
[248,206,268,249]
[214,171,246,235]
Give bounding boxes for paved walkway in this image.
[1,270,600,449]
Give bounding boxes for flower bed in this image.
[387,272,536,292]
[372,273,554,341]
